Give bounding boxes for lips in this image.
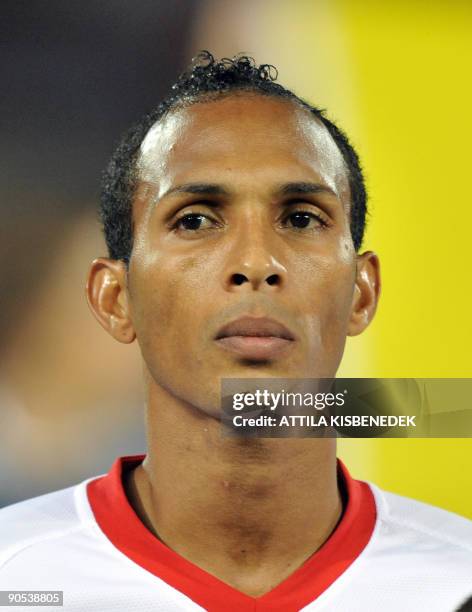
[214,316,296,360]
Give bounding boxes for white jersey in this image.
[0,455,471,611]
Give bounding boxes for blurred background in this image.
[1,0,471,516]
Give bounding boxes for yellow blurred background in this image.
[193,0,472,517]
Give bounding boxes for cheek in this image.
[128,251,212,359]
[294,251,355,345]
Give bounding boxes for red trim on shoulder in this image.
[87,455,376,612]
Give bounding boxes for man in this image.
[0,52,471,611]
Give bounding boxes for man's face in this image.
[128,94,358,415]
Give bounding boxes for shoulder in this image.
[0,479,96,570]
[369,482,472,562]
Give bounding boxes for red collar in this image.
[87,455,376,611]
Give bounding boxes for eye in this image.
[173,213,215,232]
[283,209,328,231]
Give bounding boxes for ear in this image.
[347,251,381,336]
[86,258,136,344]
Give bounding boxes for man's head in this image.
[100,51,367,264]
[87,52,380,416]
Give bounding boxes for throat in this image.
[124,438,343,597]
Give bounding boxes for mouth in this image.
[214,316,296,360]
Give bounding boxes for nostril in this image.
[266,274,279,286]
[232,273,247,286]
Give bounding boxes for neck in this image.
[126,381,342,597]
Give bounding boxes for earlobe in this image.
[86,258,136,344]
[347,251,381,337]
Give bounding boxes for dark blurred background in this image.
[1,0,201,506]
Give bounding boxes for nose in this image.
[222,225,288,293]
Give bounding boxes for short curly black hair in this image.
[100,51,367,264]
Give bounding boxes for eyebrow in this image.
[277,182,338,198]
[159,181,338,201]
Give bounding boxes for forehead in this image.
[137,94,349,203]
